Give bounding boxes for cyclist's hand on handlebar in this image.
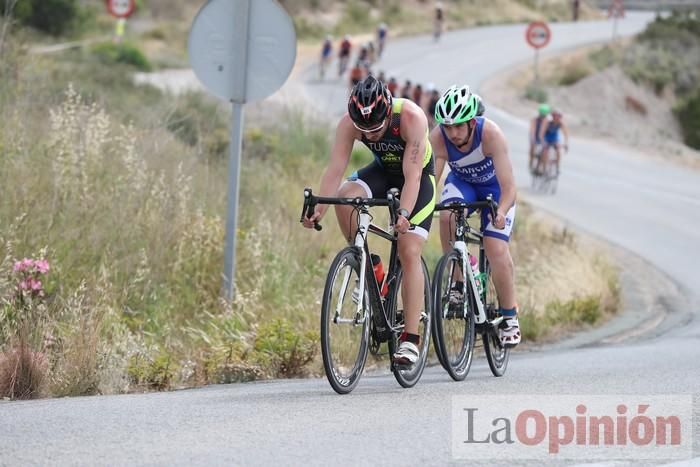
[491,211,507,230]
[395,213,410,234]
[302,209,322,229]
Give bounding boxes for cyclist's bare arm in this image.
[399,102,430,219]
[538,120,547,145]
[561,121,570,150]
[429,125,449,187]
[310,116,356,223]
[482,120,516,219]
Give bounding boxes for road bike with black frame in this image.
[530,144,559,194]
[301,188,432,394]
[431,196,510,380]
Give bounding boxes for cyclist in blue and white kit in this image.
[429,85,520,347]
[537,109,569,176]
[320,35,333,79]
[529,103,549,173]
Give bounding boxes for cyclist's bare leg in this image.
[483,236,516,310]
[554,144,561,175]
[439,210,465,282]
[334,182,366,242]
[528,144,535,172]
[538,144,550,175]
[398,233,426,336]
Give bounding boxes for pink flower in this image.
[14,259,29,272]
[30,279,42,291]
[35,259,50,274]
[19,280,29,290]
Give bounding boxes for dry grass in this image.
[0,328,48,400]
[511,205,619,340]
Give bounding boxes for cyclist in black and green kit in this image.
[302,75,435,366]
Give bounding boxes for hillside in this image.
[482,11,700,166]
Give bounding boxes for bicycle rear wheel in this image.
[432,250,476,381]
[320,246,371,394]
[388,258,432,388]
[481,259,510,377]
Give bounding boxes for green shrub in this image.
[92,42,152,72]
[520,296,603,342]
[334,0,371,34]
[557,61,593,86]
[623,45,677,95]
[1,0,89,37]
[293,16,326,40]
[625,11,700,95]
[639,10,700,42]
[142,27,168,41]
[675,89,700,149]
[127,351,176,391]
[253,319,318,378]
[589,45,620,71]
[166,92,229,158]
[524,85,548,103]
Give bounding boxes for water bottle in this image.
[469,254,483,296]
[371,254,389,297]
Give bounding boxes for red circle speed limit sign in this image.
[525,21,551,49]
[106,0,135,18]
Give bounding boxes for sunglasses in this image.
[353,116,388,134]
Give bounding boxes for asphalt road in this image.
[2,12,699,467]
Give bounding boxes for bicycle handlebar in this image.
[300,187,401,232]
[433,195,499,219]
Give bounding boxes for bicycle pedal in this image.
[490,316,505,328]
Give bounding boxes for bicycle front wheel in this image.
[388,258,432,388]
[432,250,476,381]
[481,259,510,377]
[320,246,371,394]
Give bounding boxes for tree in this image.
[1,0,83,36]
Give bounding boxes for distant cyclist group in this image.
[529,103,569,191]
[319,22,386,82]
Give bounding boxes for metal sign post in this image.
[609,0,625,42]
[189,0,296,301]
[106,0,135,43]
[525,21,551,91]
[222,0,251,303]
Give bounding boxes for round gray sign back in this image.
[188,0,297,102]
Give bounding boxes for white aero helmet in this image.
[434,85,480,125]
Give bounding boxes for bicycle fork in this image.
[334,210,372,326]
[453,240,486,324]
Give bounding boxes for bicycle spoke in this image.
[321,248,370,394]
[432,251,475,381]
